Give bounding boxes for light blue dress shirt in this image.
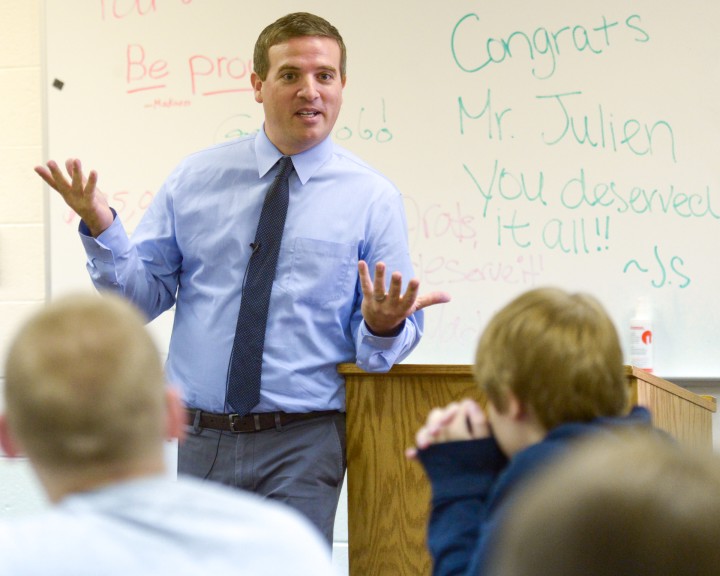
[0,476,335,576]
[80,130,422,413]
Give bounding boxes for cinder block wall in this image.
[0,0,48,515]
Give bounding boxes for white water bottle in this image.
[630,297,653,373]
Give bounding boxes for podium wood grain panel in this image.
[341,364,480,576]
[625,366,716,450]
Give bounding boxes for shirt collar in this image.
[255,126,334,185]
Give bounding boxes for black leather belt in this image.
[186,408,340,433]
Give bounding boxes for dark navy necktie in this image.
[226,155,294,415]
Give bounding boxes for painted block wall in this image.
[0,0,49,536]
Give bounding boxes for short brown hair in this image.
[474,287,627,430]
[4,293,166,471]
[253,12,347,81]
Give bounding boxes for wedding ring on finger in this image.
[374,293,387,302]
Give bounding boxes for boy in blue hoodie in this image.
[407,287,653,576]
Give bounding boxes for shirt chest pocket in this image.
[283,238,356,307]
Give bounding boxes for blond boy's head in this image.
[474,287,627,432]
[3,293,167,476]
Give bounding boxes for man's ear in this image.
[164,387,186,444]
[250,72,264,104]
[0,414,21,458]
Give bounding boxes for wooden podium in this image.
[339,363,716,576]
[624,365,716,449]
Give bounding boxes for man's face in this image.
[251,36,346,156]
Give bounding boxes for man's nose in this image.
[297,76,320,100]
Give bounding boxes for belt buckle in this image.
[228,413,242,433]
[228,413,262,433]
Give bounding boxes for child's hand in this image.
[405,399,490,459]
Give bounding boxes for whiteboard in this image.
[44,0,720,378]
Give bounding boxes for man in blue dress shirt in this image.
[36,12,450,542]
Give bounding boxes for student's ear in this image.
[505,391,527,421]
[506,391,545,435]
[164,387,187,444]
[0,414,21,458]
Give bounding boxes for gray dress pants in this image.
[178,411,346,544]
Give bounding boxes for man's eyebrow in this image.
[277,64,301,72]
[276,64,338,74]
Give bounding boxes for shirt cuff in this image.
[78,209,133,265]
[363,318,406,338]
